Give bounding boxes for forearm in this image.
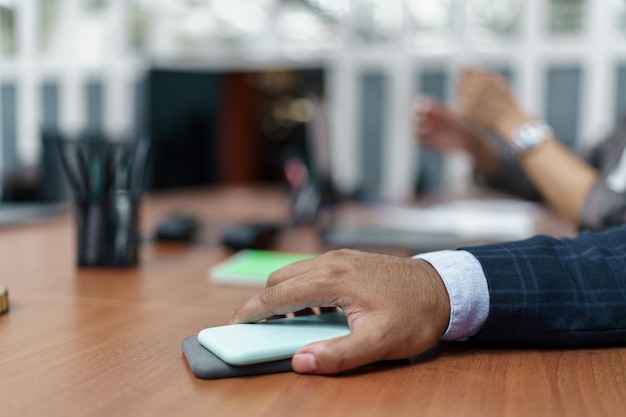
[496,114,599,226]
[463,225,626,347]
[457,68,600,225]
[519,139,598,223]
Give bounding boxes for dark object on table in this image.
[53,137,151,268]
[220,223,281,250]
[155,213,201,243]
[182,336,292,379]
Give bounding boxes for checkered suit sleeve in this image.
[463,225,626,346]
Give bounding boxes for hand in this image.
[457,67,529,137]
[413,96,475,153]
[413,95,500,175]
[231,249,451,375]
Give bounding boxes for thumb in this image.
[291,328,387,375]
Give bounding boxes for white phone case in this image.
[197,312,351,365]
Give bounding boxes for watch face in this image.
[512,122,551,155]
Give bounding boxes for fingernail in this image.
[292,353,318,374]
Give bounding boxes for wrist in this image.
[414,259,451,338]
[508,120,553,157]
[496,112,534,141]
[467,134,499,175]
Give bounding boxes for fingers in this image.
[288,262,449,374]
[266,255,318,288]
[228,257,321,323]
[457,69,482,111]
[230,268,341,324]
[292,307,338,316]
[413,95,437,115]
[459,69,527,136]
[232,250,357,324]
[229,251,450,375]
[413,97,446,142]
[413,97,434,136]
[291,314,428,375]
[292,322,388,374]
[458,67,499,102]
[458,68,505,128]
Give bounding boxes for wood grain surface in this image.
[1,186,624,417]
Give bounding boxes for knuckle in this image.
[316,263,346,280]
[329,248,361,262]
[258,286,279,307]
[325,248,352,258]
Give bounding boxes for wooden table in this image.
[1,186,625,417]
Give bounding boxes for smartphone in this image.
[182,336,292,379]
[197,312,351,366]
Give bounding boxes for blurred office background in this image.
[1,0,626,204]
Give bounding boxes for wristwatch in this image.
[510,121,552,157]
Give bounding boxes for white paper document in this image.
[373,199,536,241]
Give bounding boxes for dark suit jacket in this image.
[463,225,626,347]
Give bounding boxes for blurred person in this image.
[414,67,626,231]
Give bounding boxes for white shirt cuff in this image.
[413,250,490,341]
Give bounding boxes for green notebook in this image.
[209,249,316,286]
